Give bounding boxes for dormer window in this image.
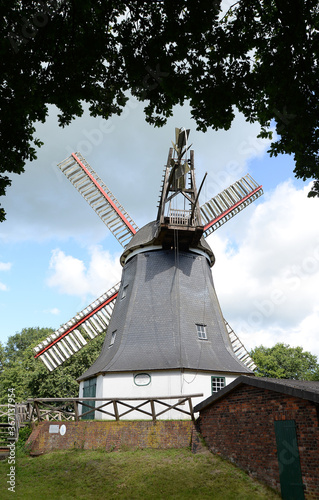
[109,330,116,348]
[121,285,128,300]
[196,324,207,340]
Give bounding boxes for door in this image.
[82,378,96,420]
[274,420,305,500]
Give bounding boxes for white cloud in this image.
[0,262,11,291]
[47,249,88,296]
[202,124,272,198]
[236,317,319,362]
[0,262,11,271]
[209,180,319,357]
[47,245,122,300]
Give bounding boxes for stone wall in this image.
[197,384,319,499]
[27,420,196,455]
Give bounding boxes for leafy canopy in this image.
[0,326,105,404]
[1,0,319,221]
[250,343,319,380]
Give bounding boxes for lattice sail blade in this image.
[224,319,256,371]
[33,283,120,371]
[58,153,139,247]
[201,174,263,237]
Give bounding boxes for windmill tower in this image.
[34,129,263,419]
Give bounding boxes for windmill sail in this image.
[33,283,119,371]
[58,153,139,247]
[201,174,263,237]
[224,319,257,371]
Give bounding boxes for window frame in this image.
[121,284,128,300]
[109,330,117,348]
[134,373,151,386]
[196,323,207,340]
[211,376,226,394]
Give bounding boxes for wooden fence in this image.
[26,394,203,423]
[0,403,29,444]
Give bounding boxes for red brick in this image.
[27,420,195,454]
[198,385,319,499]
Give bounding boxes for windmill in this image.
[34,129,263,417]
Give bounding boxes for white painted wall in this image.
[79,370,240,420]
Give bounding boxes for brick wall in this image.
[198,385,319,499]
[27,420,196,455]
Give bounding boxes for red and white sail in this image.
[201,174,263,237]
[224,319,257,371]
[58,153,139,247]
[33,283,119,371]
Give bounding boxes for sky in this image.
[1,94,319,360]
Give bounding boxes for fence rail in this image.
[0,404,29,444]
[26,394,203,423]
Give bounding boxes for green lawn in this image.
[0,448,280,499]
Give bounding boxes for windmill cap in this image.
[120,220,215,267]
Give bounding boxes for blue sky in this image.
[1,96,319,359]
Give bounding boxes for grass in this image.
[0,447,280,499]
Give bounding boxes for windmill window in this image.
[109,330,116,348]
[211,376,225,394]
[134,373,151,386]
[196,324,207,340]
[121,285,128,300]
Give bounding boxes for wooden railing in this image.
[169,209,191,226]
[0,403,30,444]
[26,394,203,423]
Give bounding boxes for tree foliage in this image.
[0,327,105,404]
[1,1,319,220]
[250,343,319,380]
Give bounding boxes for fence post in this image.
[73,401,79,421]
[26,402,32,422]
[113,400,119,421]
[34,402,41,422]
[188,397,195,422]
[150,400,156,422]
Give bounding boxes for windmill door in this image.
[274,420,305,500]
[82,378,97,420]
